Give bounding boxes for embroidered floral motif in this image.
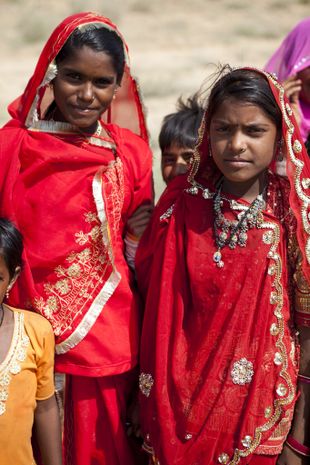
[139,372,154,397]
[34,210,114,337]
[241,435,252,448]
[276,383,287,397]
[160,204,175,222]
[218,453,230,464]
[0,313,29,416]
[301,178,310,190]
[263,231,273,244]
[231,358,254,385]
[293,140,302,154]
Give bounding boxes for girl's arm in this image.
[34,394,63,465]
[278,256,310,465]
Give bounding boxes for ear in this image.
[7,266,21,291]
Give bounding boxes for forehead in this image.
[58,45,116,74]
[163,142,194,152]
[211,98,274,124]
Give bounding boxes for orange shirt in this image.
[0,307,55,465]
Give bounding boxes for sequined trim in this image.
[224,218,295,464]
[139,372,154,397]
[159,204,175,222]
[0,312,30,415]
[28,120,117,149]
[268,73,310,265]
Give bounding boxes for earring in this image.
[209,146,213,158]
[277,138,284,161]
[5,288,10,300]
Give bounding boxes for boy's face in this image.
[161,143,194,184]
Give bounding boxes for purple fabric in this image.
[265,17,310,140]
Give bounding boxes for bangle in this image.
[298,374,310,384]
[286,435,310,457]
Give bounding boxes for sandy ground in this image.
[0,0,309,197]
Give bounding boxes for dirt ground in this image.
[0,0,309,196]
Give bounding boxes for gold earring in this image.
[5,288,10,299]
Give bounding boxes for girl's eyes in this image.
[63,73,114,88]
[246,127,266,135]
[65,72,81,81]
[214,126,266,135]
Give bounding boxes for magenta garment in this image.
[265,17,310,140]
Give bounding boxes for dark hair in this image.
[159,93,205,152]
[205,66,282,132]
[56,25,125,84]
[0,218,23,280]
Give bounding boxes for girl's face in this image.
[52,45,119,132]
[0,255,11,304]
[298,66,310,104]
[209,97,278,190]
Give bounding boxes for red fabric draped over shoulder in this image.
[136,69,310,465]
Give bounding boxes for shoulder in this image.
[12,307,54,340]
[108,124,152,165]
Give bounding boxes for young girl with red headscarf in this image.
[0,12,153,465]
[136,67,310,465]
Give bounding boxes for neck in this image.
[221,172,267,202]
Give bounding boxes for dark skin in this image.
[34,395,63,465]
[0,258,62,465]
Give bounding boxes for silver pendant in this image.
[213,250,224,268]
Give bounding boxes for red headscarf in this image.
[136,68,310,465]
[0,12,153,371]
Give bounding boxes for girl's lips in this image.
[72,107,94,113]
[224,159,251,164]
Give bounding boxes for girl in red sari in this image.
[0,12,153,465]
[136,67,310,465]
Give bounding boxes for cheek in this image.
[162,165,172,178]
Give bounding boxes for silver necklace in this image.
[212,183,265,268]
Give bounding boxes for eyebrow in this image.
[61,66,116,81]
[211,118,271,127]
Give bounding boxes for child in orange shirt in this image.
[0,218,62,465]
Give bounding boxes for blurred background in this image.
[0,0,309,196]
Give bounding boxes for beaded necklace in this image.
[212,182,266,268]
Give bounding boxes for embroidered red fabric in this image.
[136,69,310,465]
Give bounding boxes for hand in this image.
[126,394,142,439]
[277,443,308,465]
[283,75,302,126]
[127,203,153,238]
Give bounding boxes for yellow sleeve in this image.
[35,322,56,400]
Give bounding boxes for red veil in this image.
[136,69,310,465]
[0,12,153,375]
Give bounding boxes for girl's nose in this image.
[78,82,94,103]
[230,132,246,155]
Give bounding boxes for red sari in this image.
[136,70,310,465]
[0,12,153,465]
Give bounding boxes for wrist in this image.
[286,434,310,457]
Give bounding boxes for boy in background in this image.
[159,93,204,184]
